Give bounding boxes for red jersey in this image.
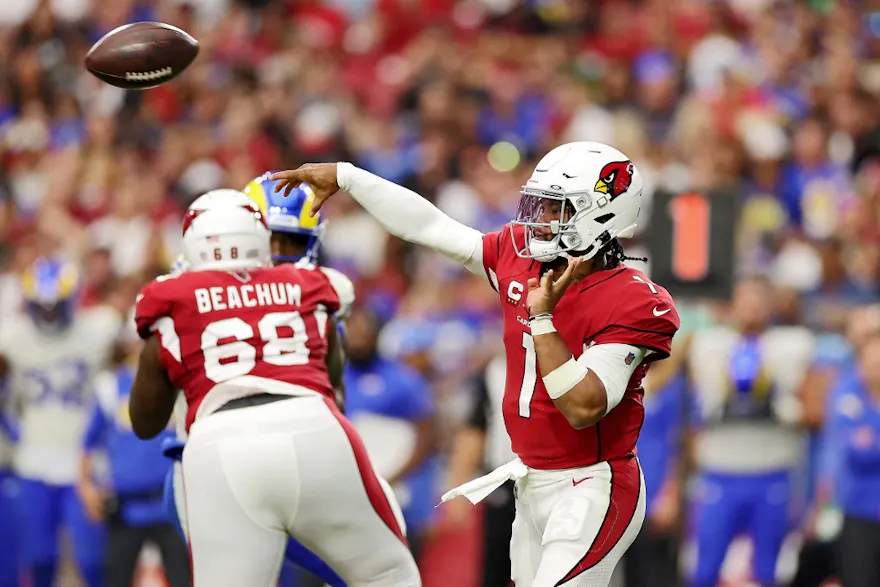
[482,225,680,470]
[134,264,341,431]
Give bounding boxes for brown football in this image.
[85,22,199,90]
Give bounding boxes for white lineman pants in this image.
[181,394,421,587]
[511,456,646,587]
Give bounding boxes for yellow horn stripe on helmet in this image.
[297,185,320,230]
[21,270,36,299]
[243,178,269,215]
[57,264,79,298]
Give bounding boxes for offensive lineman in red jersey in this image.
[271,141,680,587]
[128,194,421,587]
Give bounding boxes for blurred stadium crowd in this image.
[0,0,880,586]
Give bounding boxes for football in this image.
[85,22,199,90]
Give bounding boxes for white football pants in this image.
[181,394,421,587]
[511,456,646,587]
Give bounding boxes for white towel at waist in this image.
[440,458,528,506]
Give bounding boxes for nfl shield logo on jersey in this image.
[625,352,635,365]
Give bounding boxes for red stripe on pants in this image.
[324,398,408,546]
[556,457,641,585]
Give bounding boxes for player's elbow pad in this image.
[576,344,647,417]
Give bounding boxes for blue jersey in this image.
[83,365,175,527]
[637,374,687,514]
[344,359,434,421]
[827,373,880,522]
[806,333,854,505]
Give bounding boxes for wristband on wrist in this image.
[543,357,589,399]
[529,313,556,336]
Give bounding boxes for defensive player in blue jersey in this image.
[161,175,359,587]
[0,258,121,587]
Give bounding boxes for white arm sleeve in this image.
[576,344,647,414]
[337,163,485,274]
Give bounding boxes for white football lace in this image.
[125,67,173,81]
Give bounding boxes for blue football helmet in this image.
[21,257,79,331]
[244,171,326,264]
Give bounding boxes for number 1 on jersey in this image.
[519,332,537,418]
[632,275,658,294]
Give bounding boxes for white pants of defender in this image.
[511,457,646,587]
[181,394,421,587]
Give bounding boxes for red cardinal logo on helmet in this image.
[181,202,268,236]
[594,161,634,200]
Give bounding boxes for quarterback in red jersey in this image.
[129,192,420,587]
[272,141,680,587]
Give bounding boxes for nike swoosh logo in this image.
[653,306,671,317]
[572,477,592,487]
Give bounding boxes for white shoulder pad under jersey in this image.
[317,266,355,321]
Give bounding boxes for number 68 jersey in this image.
[135,264,341,432]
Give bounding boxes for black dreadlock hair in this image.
[601,238,648,270]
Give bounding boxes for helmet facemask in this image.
[270,225,326,265]
[27,299,75,333]
[511,184,599,262]
[22,258,79,333]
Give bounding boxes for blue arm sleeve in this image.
[816,425,841,490]
[820,380,851,488]
[82,404,107,451]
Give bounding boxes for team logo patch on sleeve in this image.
[625,352,635,365]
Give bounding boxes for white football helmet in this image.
[188,188,254,211]
[181,189,271,271]
[512,142,644,262]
